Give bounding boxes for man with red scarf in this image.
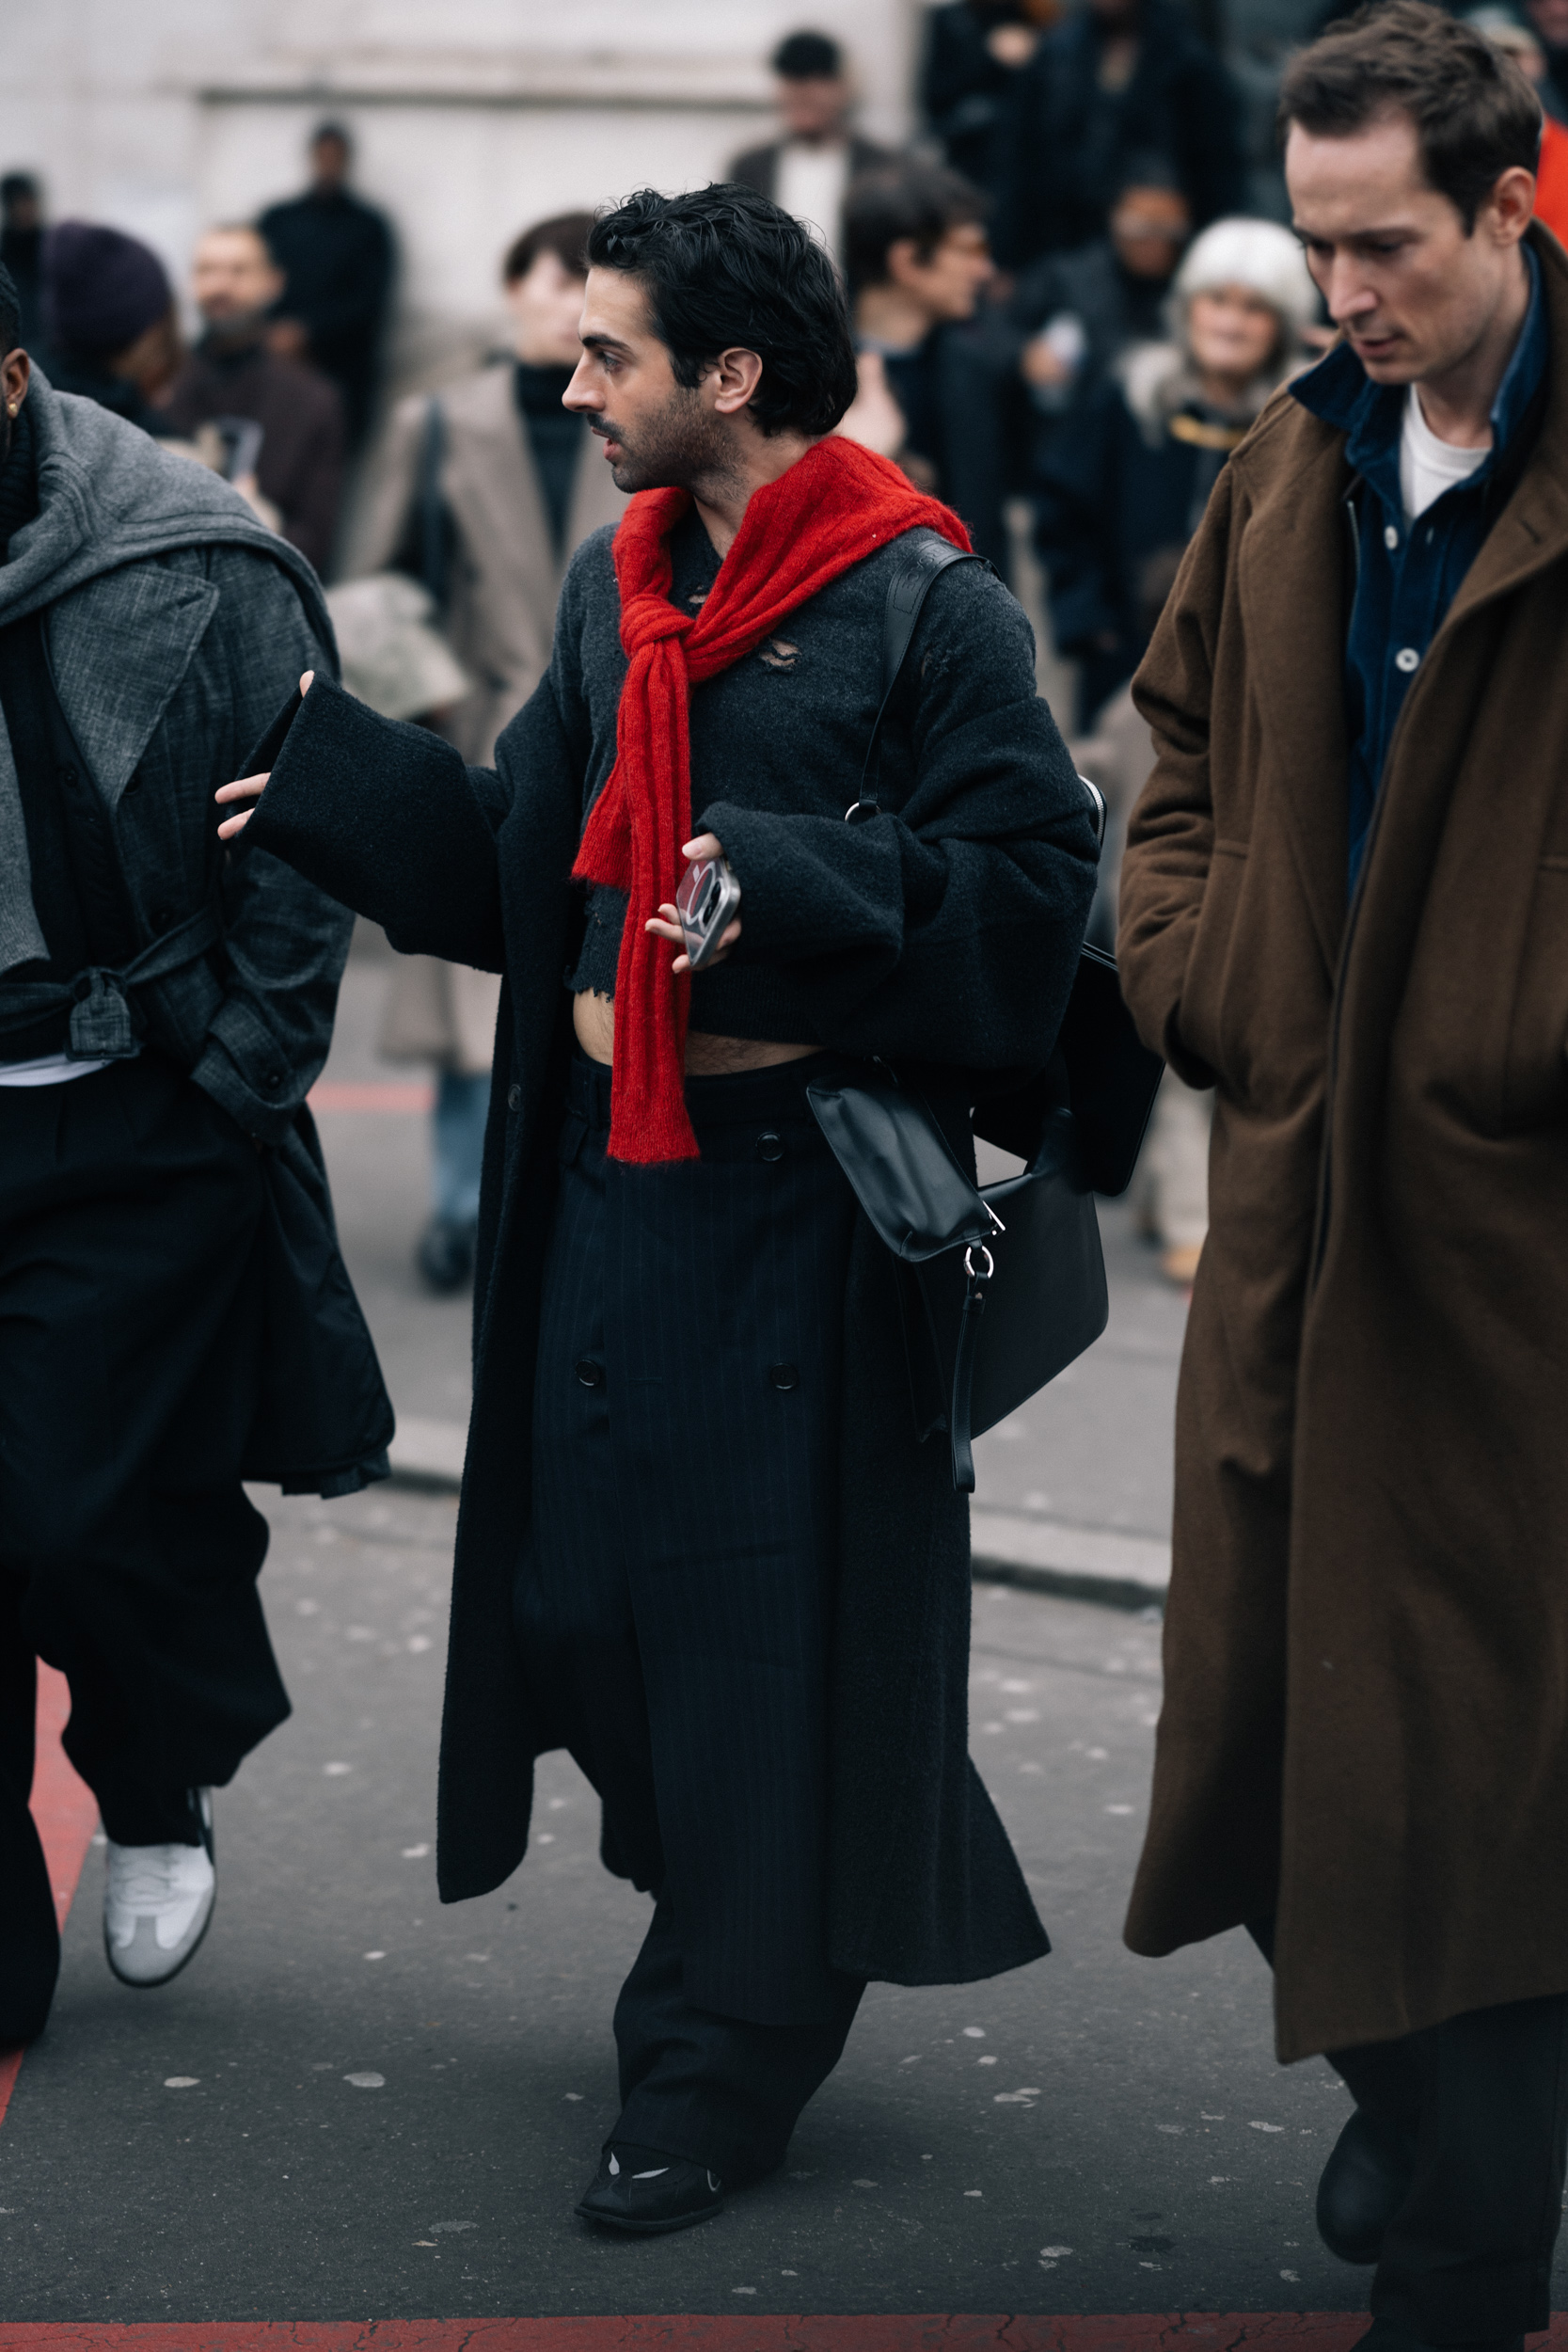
[217,184,1098,2234]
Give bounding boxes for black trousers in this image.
[1252,1924,1568,2341]
[514,1050,865,2177]
[0,1057,287,2041]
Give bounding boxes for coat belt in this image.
[0,903,222,1059]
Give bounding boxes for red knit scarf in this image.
[573,435,970,1163]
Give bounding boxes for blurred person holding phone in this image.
[216,182,1096,2236]
[163,224,345,577]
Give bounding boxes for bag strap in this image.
[846,533,984,824]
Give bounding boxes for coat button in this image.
[575,1358,605,1390]
[263,1071,283,1091]
[768,1362,800,1391]
[507,1083,521,1110]
[756,1130,785,1163]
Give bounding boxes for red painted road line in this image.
[0,1664,100,2128]
[0,2322,1525,2352]
[309,1081,435,1113]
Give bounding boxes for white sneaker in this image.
[103,1790,215,1988]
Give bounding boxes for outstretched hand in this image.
[214,669,315,838]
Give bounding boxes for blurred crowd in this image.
[8,0,1566,1286]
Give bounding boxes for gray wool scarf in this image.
[0,371,335,976]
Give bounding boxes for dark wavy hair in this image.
[586,183,859,438]
[0,262,18,357]
[1278,0,1541,232]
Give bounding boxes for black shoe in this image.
[416,1216,475,1295]
[1318,2106,1416,2264]
[575,2141,724,2235]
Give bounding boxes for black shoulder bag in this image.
[805,533,1164,1492]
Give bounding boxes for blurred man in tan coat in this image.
[356,212,623,1288]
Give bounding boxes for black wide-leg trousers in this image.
[1253,1923,1568,2339]
[514,1050,865,2179]
[0,1057,287,2042]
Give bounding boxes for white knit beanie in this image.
[1171,215,1321,342]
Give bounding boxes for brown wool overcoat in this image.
[1117,221,1568,2065]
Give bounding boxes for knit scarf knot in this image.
[573,434,969,1164]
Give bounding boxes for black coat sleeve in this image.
[240,675,510,970]
[698,561,1099,1072]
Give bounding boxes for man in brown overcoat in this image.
[1118,6,1568,2344]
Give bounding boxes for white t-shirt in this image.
[774,139,851,266]
[0,1052,110,1087]
[1400,385,1488,522]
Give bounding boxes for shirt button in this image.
[507,1082,521,1110]
[768,1361,800,1391]
[574,1358,605,1390]
[57,763,79,787]
[756,1130,785,1163]
[1384,525,1399,550]
[1395,646,1420,674]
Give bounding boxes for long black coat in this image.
[245,518,1097,1983]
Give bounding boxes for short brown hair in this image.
[843,163,987,297]
[1277,0,1542,231]
[501,210,594,287]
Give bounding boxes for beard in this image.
[596,381,735,495]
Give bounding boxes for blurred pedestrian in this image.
[259,122,394,451]
[1008,165,1193,423]
[1470,8,1568,245]
[356,210,623,1293]
[836,162,1010,568]
[40,220,182,434]
[997,0,1245,263]
[728,30,895,265]
[1520,0,1568,117]
[163,224,345,576]
[1,174,43,346]
[1119,6,1568,2330]
[0,262,388,2046]
[217,181,1096,2236]
[1035,215,1317,726]
[920,1,1048,198]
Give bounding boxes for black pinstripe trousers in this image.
[514,1050,866,2175]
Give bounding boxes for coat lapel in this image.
[1232,418,1353,978]
[46,562,218,810]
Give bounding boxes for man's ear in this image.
[885,236,926,292]
[707,345,766,417]
[1489,164,1537,246]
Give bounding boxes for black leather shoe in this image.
[415,1216,475,1295]
[575,2141,724,2234]
[1318,2107,1416,2264]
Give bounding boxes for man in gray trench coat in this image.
[0,264,389,2042]
[356,210,624,1290]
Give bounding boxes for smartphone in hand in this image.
[674,854,742,971]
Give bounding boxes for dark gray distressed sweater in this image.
[246,505,1098,1076]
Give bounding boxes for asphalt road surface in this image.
[2,946,1557,2328]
